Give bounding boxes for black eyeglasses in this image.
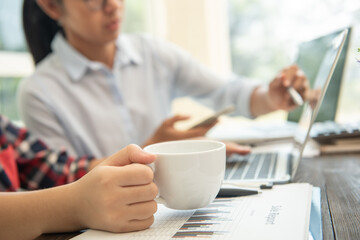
[83,0,122,11]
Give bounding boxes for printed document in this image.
[72,183,312,240]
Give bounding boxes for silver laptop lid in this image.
[291,29,348,178]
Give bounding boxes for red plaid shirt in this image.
[0,115,94,192]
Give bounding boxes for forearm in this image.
[250,85,277,117]
[0,183,82,240]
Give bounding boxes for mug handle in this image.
[148,163,166,205]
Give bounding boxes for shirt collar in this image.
[52,33,89,81]
[116,35,142,66]
[51,33,142,82]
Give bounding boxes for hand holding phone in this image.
[190,105,235,129]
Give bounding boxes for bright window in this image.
[228,0,360,122]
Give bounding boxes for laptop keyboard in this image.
[225,153,278,180]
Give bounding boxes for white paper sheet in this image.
[72,183,312,240]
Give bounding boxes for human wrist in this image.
[66,181,88,230]
[264,86,278,112]
[251,85,277,116]
[40,183,86,234]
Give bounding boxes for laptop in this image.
[207,27,351,145]
[288,26,352,123]
[223,29,348,185]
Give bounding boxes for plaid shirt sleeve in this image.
[0,115,94,191]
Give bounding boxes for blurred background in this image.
[0,0,359,123]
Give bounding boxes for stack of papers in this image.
[73,183,314,240]
[206,121,297,144]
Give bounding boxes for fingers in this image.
[127,200,158,220]
[287,70,307,107]
[282,65,308,90]
[163,115,190,127]
[305,88,321,108]
[126,216,155,232]
[102,144,156,167]
[272,65,309,109]
[292,68,306,88]
[115,163,154,187]
[78,156,158,234]
[188,119,218,136]
[224,142,251,156]
[111,194,157,232]
[183,122,217,138]
[156,119,218,141]
[108,215,155,233]
[121,182,158,204]
[281,65,299,87]
[271,73,285,89]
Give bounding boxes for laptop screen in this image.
[288,27,351,123]
[291,29,348,177]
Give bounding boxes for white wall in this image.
[0,52,34,77]
[148,0,233,124]
[149,0,232,75]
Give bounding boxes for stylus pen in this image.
[224,182,273,189]
[287,86,304,106]
[216,187,260,198]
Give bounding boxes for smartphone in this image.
[190,105,235,129]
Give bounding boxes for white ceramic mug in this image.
[144,140,225,210]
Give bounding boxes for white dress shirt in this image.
[18,33,259,158]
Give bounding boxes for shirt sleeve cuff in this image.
[233,77,261,118]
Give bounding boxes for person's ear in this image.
[36,0,63,21]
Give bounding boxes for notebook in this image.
[223,29,348,184]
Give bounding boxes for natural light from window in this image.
[228,0,360,123]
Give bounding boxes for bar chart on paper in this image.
[73,198,250,240]
[72,184,312,240]
[72,204,196,240]
[171,199,247,239]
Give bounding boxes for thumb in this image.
[279,73,291,87]
[282,65,299,87]
[100,144,156,167]
[270,73,285,89]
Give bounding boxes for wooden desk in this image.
[36,154,360,240]
[293,154,360,240]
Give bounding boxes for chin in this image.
[98,33,119,45]
[107,28,122,40]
